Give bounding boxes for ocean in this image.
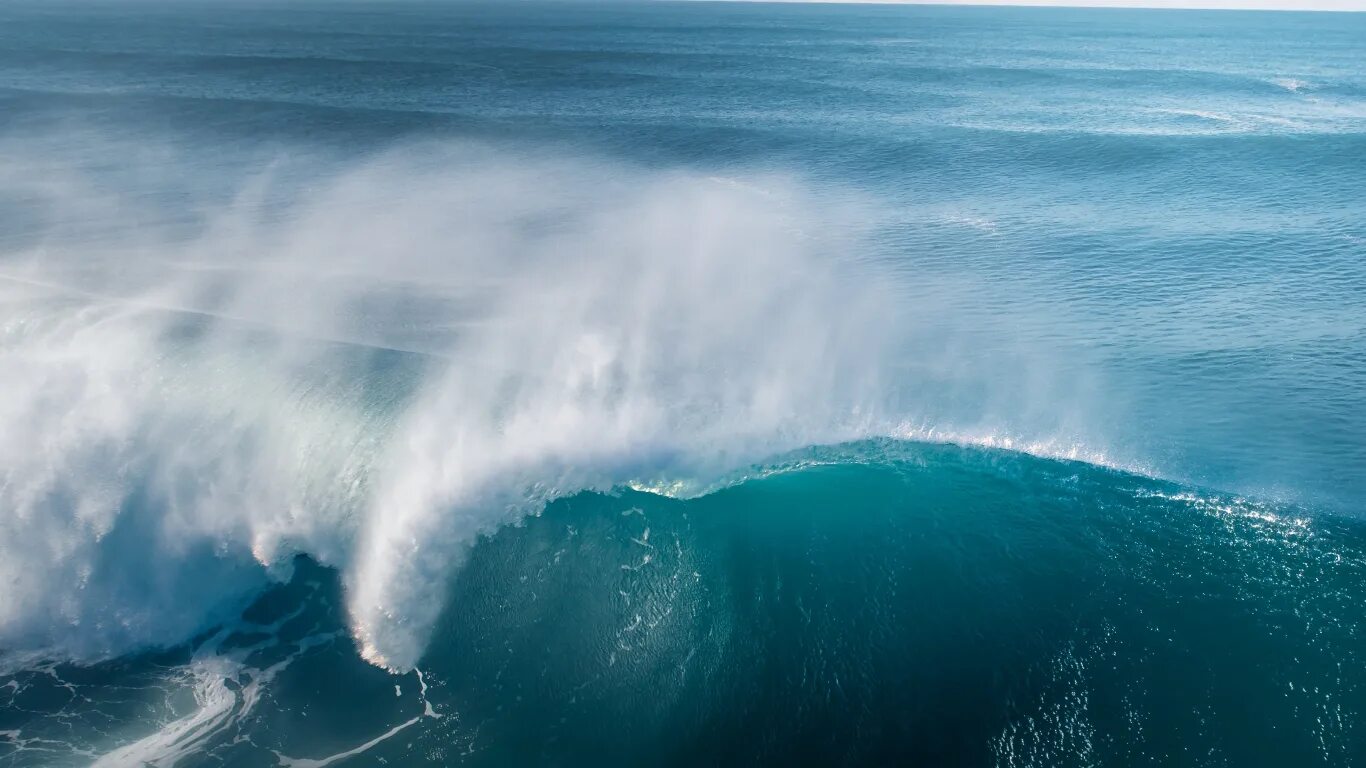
[0,1,1363,765]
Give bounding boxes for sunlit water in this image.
[1,2,1363,765]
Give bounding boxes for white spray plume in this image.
[0,139,897,671]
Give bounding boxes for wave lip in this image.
[339,162,895,672]
[890,423,1143,476]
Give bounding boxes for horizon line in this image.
[685,0,1366,12]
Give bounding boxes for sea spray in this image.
[0,142,897,671]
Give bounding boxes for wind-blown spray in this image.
[0,141,894,671]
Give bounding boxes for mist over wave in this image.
[2,4,1364,764]
[0,137,922,671]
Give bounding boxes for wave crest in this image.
[0,140,897,671]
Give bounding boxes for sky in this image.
[725,0,1366,9]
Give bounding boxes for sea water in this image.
[0,2,1364,765]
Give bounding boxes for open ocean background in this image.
[1,2,1364,765]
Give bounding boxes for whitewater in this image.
[0,141,899,671]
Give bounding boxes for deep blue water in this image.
[0,2,1364,766]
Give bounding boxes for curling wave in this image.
[0,139,921,673]
[4,441,1363,767]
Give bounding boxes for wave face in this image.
[0,142,902,672]
[1,1,1365,765]
[4,443,1365,766]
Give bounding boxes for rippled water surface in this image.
[0,2,1364,765]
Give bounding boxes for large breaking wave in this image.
[1,136,1360,766]
[0,138,920,672]
[5,441,1362,767]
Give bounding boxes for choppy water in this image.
[0,2,1364,766]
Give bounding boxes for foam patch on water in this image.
[1270,77,1313,94]
[1134,488,1313,537]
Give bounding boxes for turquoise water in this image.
[0,2,1364,765]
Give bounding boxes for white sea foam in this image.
[1133,489,1312,535]
[337,157,899,669]
[942,213,999,236]
[1157,107,1239,124]
[1270,77,1313,94]
[84,580,440,768]
[0,138,899,673]
[0,132,1126,676]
